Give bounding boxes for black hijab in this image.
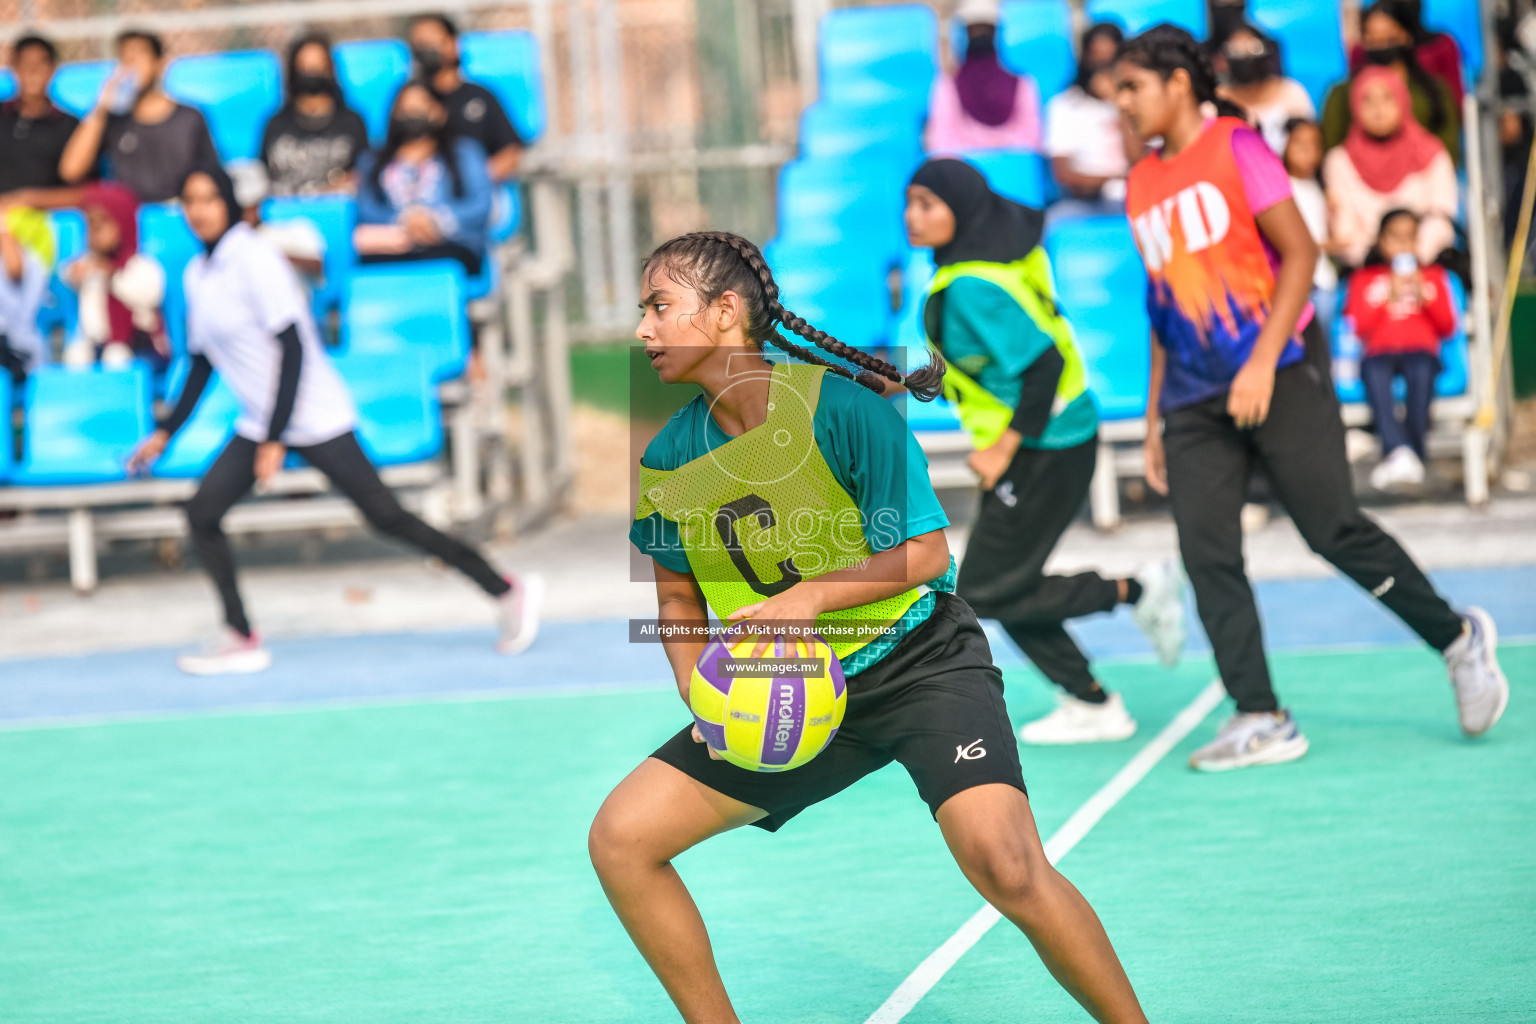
[180,163,245,254]
[909,158,1043,267]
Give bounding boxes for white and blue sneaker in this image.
[1018,692,1138,745]
[1131,559,1188,668]
[1443,607,1508,736]
[1189,708,1309,771]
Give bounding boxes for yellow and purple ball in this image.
[689,632,846,772]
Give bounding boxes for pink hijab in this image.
[1344,66,1445,193]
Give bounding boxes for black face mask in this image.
[1225,54,1270,85]
[392,115,436,142]
[292,73,336,98]
[412,45,457,77]
[1364,43,1413,66]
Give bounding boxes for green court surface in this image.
[2,644,1531,1022]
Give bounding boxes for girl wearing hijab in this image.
[60,182,168,368]
[354,80,491,276]
[925,0,1042,153]
[1323,1,1461,164]
[127,165,540,675]
[1323,66,1457,268]
[904,158,1187,745]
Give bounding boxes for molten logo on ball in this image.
[688,633,846,772]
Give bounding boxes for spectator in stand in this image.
[59,183,168,370]
[1282,119,1338,338]
[1044,22,1137,211]
[1347,0,1465,108]
[353,80,491,276]
[407,13,523,182]
[260,34,369,198]
[1346,209,1459,491]
[0,34,83,211]
[1323,2,1461,165]
[1213,24,1315,154]
[1497,22,1533,251]
[1323,67,1456,269]
[925,0,1042,153]
[59,29,221,203]
[0,213,49,385]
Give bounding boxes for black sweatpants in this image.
[1162,327,1463,714]
[955,438,1120,698]
[186,432,510,637]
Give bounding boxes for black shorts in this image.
[651,593,1026,832]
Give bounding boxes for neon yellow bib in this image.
[924,250,1089,449]
[633,362,922,659]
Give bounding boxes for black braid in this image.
[643,230,946,402]
[1118,24,1249,122]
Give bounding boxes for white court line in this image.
[863,679,1227,1024]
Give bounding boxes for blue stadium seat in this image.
[12,365,151,484]
[1249,0,1348,110]
[154,362,241,478]
[763,242,892,354]
[49,61,113,118]
[335,39,411,145]
[330,349,444,466]
[775,158,912,263]
[958,150,1050,207]
[798,101,923,162]
[1045,214,1150,421]
[36,210,88,346]
[137,204,203,359]
[341,262,470,382]
[1422,0,1484,85]
[1333,275,1469,404]
[892,247,936,353]
[260,195,358,316]
[488,183,523,243]
[460,30,546,143]
[0,69,14,101]
[1083,0,1206,36]
[818,5,939,117]
[0,376,11,482]
[164,51,283,162]
[998,0,1076,100]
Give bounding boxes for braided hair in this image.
[643,231,946,401]
[1117,23,1248,122]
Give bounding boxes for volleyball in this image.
[689,632,847,772]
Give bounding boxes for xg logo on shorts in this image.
[954,739,986,763]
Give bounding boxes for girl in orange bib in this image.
[1113,26,1505,771]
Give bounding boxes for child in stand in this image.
[61,183,168,369]
[1281,119,1338,354]
[1346,208,1458,491]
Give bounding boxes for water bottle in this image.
[1333,313,1361,396]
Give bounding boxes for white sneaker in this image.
[1370,446,1425,491]
[1240,503,1271,533]
[1344,428,1381,464]
[1188,708,1309,771]
[176,628,272,676]
[1443,607,1509,736]
[496,572,544,655]
[1019,692,1137,745]
[1131,559,1187,668]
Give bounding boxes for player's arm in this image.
[1229,197,1317,428]
[1143,333,1168,495]
[654,561,710,705]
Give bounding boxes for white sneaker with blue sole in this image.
[1189,708,1309,771]
[1443,607,1508,736]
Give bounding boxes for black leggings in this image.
[186,432,510,637]
[1162,324,1463,714]
[955,438,1121,698]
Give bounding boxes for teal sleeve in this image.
[629,512,691,574]
[813,376,949,553]
[941,277,1056,385]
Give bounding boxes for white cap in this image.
[955,0,1000,26]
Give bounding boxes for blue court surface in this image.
[1,564,1532,1022]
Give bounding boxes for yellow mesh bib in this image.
[634,362,922,658]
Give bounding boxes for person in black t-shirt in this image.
[407,13,523,182]
[0,34,83,210]
[59,29,220,204]
[260,34,370,197]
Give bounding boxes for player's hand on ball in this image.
[728,586,824,639]
[1227,358,1276,429]
[691,724,723,759]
